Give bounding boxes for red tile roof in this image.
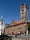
[6,19,25,28]
[10,20,23,26]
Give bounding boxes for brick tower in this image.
[20,3,28,35]
[20,3,28,22]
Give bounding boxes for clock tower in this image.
[20,3,28,22]
[20,3,28,35]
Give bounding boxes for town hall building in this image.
[5,3,28,35]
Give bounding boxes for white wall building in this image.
[0,16,4,35]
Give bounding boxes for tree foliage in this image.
[28,22,30,33]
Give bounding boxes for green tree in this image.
[28,22,30,33]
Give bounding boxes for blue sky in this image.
[0,0,30,24]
